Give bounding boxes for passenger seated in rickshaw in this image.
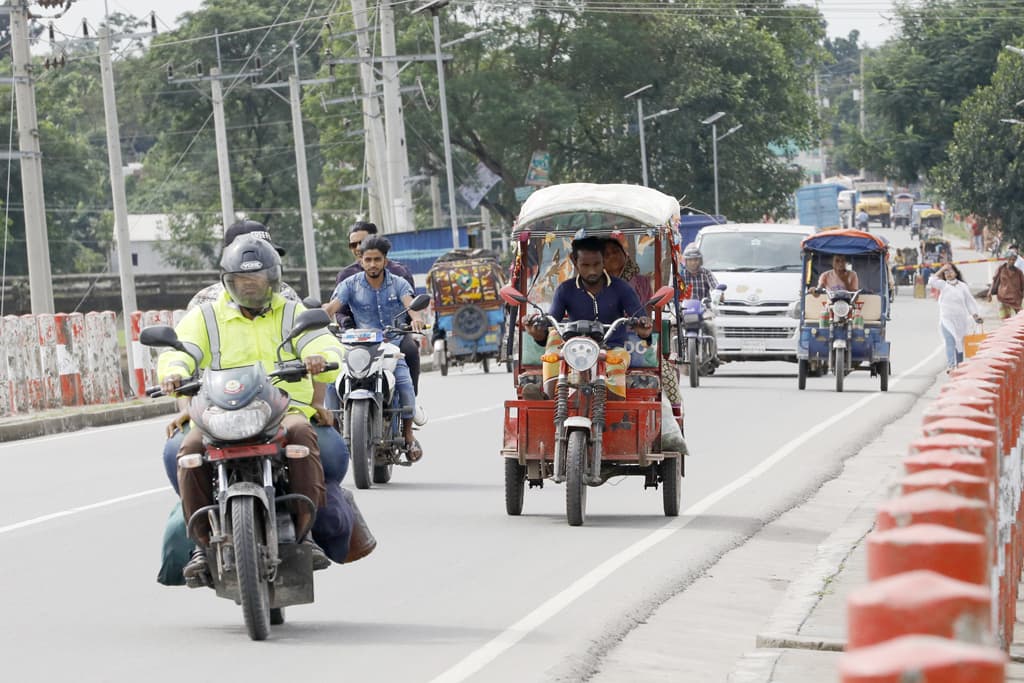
[816,254,860,291]
[522,236,653,401]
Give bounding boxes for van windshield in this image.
[700,232,806,272]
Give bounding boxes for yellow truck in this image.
[855,182,892,229]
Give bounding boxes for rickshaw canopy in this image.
[514,183,680,236]
[801,229,889,255]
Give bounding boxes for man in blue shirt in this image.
[326,235,425,461]
[526,236,652,399]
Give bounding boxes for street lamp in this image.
[624,84,654,186]
[1001,118,1024,125]
[1006,45,1024,57]
[412,0,460,248]
[701,112,726,215]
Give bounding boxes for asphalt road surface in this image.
[0,227,980,682]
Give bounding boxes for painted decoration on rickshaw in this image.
[428,260,503,310]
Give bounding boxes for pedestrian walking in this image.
[929,263,983,373]
[987,249,1024,319]
[969,215,984,252]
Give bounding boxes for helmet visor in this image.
[224,269,279,310]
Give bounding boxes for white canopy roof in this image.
[514,183,681,233]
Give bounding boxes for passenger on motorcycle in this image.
[324,235,426,461]
[333,221,421,395]
[159,236,348,582]
[524,236,653,400]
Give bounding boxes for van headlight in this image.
[201,400,273,441]
[345,347,372,378]
[562,338,600,372]
[831,300,851,318]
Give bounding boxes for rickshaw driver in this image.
[816,254,860,292]
[524,236,653,400]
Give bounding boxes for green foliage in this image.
[862,0,1024,182]
[934,52,1024,245]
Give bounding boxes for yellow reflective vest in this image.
[156,291,343,418]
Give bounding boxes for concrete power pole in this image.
[350,0,391,230]
[289,48,319,300]
[859,51,866,178]
[815,70,826,182]
[98,26,139,388]
[209,69,235,231]
[10,1,54,314]
[379,2,413,232]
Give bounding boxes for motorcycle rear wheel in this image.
[566,431,588,527]
[504,458,526,516]
[797,359,808,390]
[482,356,490,373]
[351,402,375,489]
[232,496,271,641]
[661,456,681,517]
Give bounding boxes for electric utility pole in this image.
[349,0,391,230]
[168,31,262,231]
[253,43,336,299]
[9,1,53,313]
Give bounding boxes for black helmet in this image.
[220,234,282,311]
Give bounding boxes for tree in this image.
[934,51,1024,244]
[861,0,1024,182]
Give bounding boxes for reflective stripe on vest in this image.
[199,303,221,369]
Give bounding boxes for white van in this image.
[692,223,815,363]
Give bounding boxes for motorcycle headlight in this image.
[562,338,600,372]
[202,399,273,441]
[831,300,851,319]
[682,313,700,325]
[345,347,372,378]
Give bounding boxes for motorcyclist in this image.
[324,234,426,462]
[524,235,653,401]
[333,221,421,395]
[678,245,721,363]
[158,236,356,584]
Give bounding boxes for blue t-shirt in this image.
[549,274,642,347]
[331,271,413,339]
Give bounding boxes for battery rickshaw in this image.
[427,248,507,375]
[796,229,892,393]
[500,183,685,526]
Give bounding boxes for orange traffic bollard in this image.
[847,570,992,649]
[908,434,997,489]
[867,524,988,585]
[839,635,1006,682]
[876,490,990,538]
[901,468,991,507]
[904,450,990,480]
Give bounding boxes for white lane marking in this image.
[0,486,172,536]
[431,405,503,424]
[428,346,943,683]
[0,405,503,534]
[0,415,168,451]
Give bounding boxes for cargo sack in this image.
[156,501,191,587]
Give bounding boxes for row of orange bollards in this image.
[840,312,1024,682]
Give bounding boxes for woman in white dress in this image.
[928,263,983,372]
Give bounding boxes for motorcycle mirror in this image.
[285,308,332,342]
[716,283,727,291]
[500,284,528,306]
[646,285,675,309]
[407,293,431,312]
[302,296,322,309]
[139,325,183,350]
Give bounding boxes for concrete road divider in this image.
[875,490,990,539]
[840,635,1006,682]
[867,524,989,585]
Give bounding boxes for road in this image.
[0,227,984,682]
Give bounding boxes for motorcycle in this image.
[817,287,862,393]
[680,283,726,388]
[336,293,431,489]
[140,308,337,641]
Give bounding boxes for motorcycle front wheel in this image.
[232,496,271,641]
[687,337,699,388]
[350,401,375,489]
[566,431,588,527]
[834,349,846,393]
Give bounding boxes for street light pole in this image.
[701,111,725,215]
[624,84,653,186]
[414,0,460,248]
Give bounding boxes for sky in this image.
[46,0,899,47]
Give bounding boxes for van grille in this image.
[721,327,794,339]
